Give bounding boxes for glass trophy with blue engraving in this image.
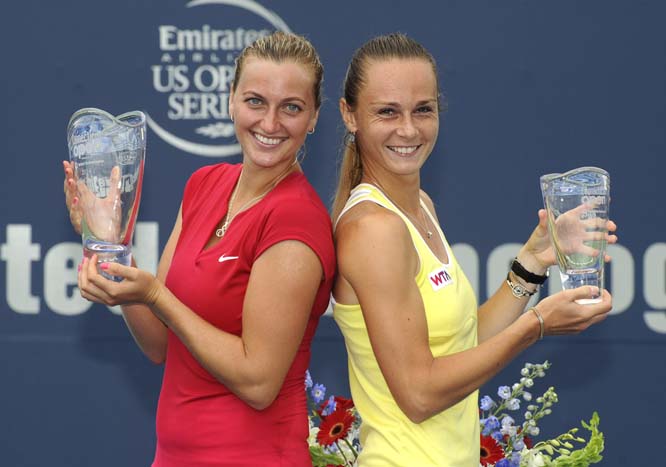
[540,167,610,303]
[67,108,146,280]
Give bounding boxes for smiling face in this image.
[341,58,439,179]
[229,57,319,170]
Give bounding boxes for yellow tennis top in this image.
[333,183,480,467]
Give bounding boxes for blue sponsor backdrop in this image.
[2,1,665,465]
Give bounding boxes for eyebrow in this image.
[369,99,438,107]
[242,91,307,106]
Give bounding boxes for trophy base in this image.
[83,239,132,282]
[559,269,603,305]
[575,298,602,305]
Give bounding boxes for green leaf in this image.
[309,445,347,467]
[550,412,604,467]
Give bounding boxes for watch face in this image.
[508,278,533,298]
[513,284,527,297]
[506,272,536,298]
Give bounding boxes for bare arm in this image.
[154,240,322,409]
[65,159,171,363]
[336,205,611,424]
[79,239,323,410]
[117,205,183,364]
[477,210,617,342]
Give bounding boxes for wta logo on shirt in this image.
[429,266,454,291]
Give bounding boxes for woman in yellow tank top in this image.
[331,33,616,467]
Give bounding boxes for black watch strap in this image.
[511,258,548,285]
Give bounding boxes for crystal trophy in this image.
[67,108,146,280]
[540,167,610,303]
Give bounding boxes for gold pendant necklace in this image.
[215,166,294,238]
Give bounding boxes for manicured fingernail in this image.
[72,198,78,205]
[100,263,109,270]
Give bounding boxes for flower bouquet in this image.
[479,361,604,467]
[305,361,604,467]
[305,370,360,467]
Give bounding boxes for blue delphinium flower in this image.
[305,370,313,390]
[513,437,525,451]
[481,415,500,436]
[498,385,512,400]
[496,459,511,467]
[509,452,521,467]
[480,395,495,411]
[311,383,326,404]
[322,395,337,416]
[501,415,514,426]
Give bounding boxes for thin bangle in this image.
[528,306,545,340]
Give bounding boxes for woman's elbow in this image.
[237,383,281,411]
[145,349,166,365]
[396,392,433,424]
[137,341,166,364]
[399,390,463,424]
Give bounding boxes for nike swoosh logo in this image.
[218,254,239,263]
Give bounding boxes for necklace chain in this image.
[215,167,293,238]
[372,182,433,239]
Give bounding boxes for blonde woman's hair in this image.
[331,33,441,221]
[232,31,324,109]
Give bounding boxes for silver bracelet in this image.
[528,306,545,340]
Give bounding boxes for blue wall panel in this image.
[2,1,664,465]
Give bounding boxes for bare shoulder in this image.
[336,201,408,244]
[335,202,413,272]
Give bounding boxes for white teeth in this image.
[253,133,282,145]
[389,146,419,154]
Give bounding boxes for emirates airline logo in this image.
[146,0,291,157]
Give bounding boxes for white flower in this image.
[307,425,319,446]
[520,448,547,467]
[506,398,521,410]
[501,415,515,427]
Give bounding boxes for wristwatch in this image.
[506,272,536,298]
[510,258,548,285]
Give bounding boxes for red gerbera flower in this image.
[480,434,505,466]
[316,407,355,446]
